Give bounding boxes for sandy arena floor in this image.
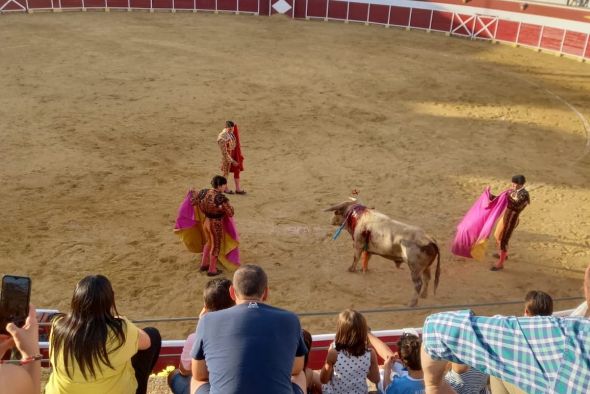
[1,11,590,339]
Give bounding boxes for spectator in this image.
[168,278,235,394]
[301,329,322,394]
[523,290,553,316]
[190,264,307,394]
[0,306,41,394]
[420,310,590,394]
[488,289,554,394]
[45,275,162,394]
[570,263,590,317]
[382,333,424,394]
[444,363,488,394]
[319,309,379,393]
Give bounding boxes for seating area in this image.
[2,263,588,394]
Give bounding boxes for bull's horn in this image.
[324,200,353,212]
[348,197,357,202]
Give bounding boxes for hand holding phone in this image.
[0,275,32,335]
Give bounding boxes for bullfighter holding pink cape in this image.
[452,187,509,262]
[452,175,530,271]
[174,176,240,275]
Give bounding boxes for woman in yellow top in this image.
[45,275,161,394]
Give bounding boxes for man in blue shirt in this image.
[190,264,307,394]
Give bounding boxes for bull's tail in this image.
[433,242,441,295]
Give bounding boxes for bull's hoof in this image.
[348,266,357,273]
[420,293,428,299]
[408,299,418,307]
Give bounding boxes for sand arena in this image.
[1,11,589,338]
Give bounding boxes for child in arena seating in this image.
[168,278,235,394]
[0,306,41,394]
[45,275,161,394]
[523,290,553,316]
[381,333,425,394]
[320,309,380,393]
[301,329,322,394]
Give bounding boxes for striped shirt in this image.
[445,368,488,394]
[422,310,590,394]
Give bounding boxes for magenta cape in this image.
[451,187,508,261]
[174,191,240,271]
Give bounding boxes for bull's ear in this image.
[324,201,352,212]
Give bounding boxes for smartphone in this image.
[0,275,31,335]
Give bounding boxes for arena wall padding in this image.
[494,19,519,42]
[473,16,496,39]
[430,10,452,32]
[451,13,473,37]
[388,6,410,27]
[561,31,586,57]
[409,8,430,29]
[84,0,106,7]
[107,0,128,8]
[60,0,82,8]
[217,0,237,11]
[3,0,589,61]
[238,0,257,13]
[327,0,346,20]
[540,26,564,52]
[195,0,214,10]
[368,3,388,24]
[347,2,368,22]
[305,0,324,17]
[517,23,542,47]
[173,0,193,10]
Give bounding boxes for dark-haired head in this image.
[334,309,368,357]
[232,264,268,300]
[211,175,227,189]
[302,329,312,368]
[524,290,553,316]
[511,175,526,186]
[50,275,126,379]
[397,333,422,371]
[203,278,235,312]
[226,120,234,128]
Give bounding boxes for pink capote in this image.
[451,187,508,261]
[174,191,240,270]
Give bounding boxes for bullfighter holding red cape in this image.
[217,120,245,194]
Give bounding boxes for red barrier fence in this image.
[1,0,589,60]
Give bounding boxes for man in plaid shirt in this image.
[420,310,590,394]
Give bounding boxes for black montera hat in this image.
[511,175,526,185]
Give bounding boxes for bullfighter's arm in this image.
[221,201,234,218]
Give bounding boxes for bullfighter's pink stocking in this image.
[200,245,211,269]
[491,250,507,271]
[208,256,220,275]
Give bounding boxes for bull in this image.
[325,199,441,307]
